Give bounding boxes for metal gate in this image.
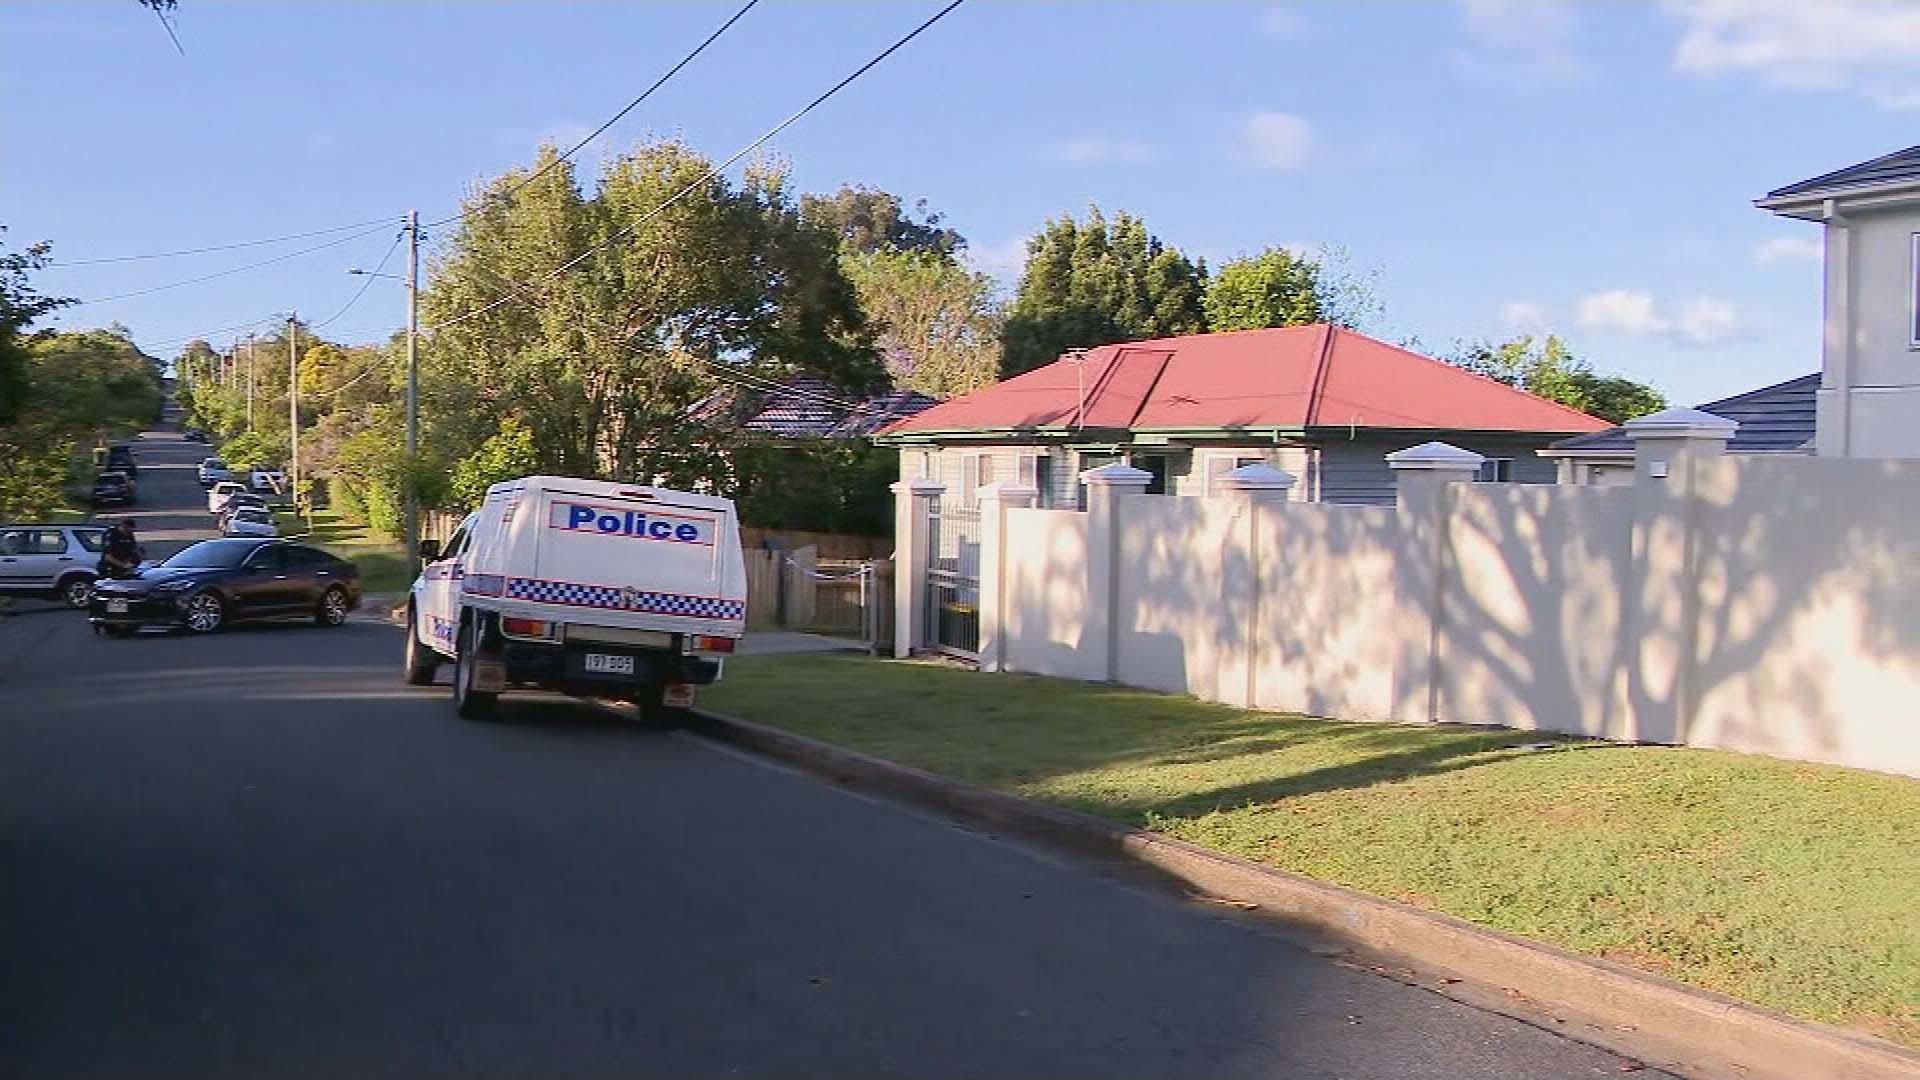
[925,498,980,659]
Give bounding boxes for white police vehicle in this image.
[404,475,748,721]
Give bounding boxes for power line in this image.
[312,231,404,330]
[424,0,967,334]
[422,0,762,231]
[46,218,394,267]
[70,222,393,307]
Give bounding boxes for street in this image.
[0,434,1664,1079]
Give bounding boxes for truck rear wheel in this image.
[453,618,498,719]
[634,686,691,728]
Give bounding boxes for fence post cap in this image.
[1079,461,1153,487]
[1386,441,1486,471]
[1220,462,1297,491]
[1622,407,1738,440]
[978,480,1040,505]
[890,478,947,496]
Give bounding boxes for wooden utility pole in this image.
[287,314,300,521]
[245,333,255,430]
[404,209,421,567]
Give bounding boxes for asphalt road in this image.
[0,433,1668,1079]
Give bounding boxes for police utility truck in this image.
[405,476,748,721]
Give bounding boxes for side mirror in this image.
[418,539,441,562]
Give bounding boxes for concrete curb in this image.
[692,708,1920,1080]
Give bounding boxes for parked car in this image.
[222,507,278,538]
[406,475,746,721]
[0,522,111,607]
[198,457,233,487]
[105,443,138,479]
[91,471,136,507]
[217,492,268,527]
[207,481,248,514]
[89,538,360,635]
[248,465,286,494]
[183,428,209,443]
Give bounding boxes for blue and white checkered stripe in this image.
[503,577,745,621]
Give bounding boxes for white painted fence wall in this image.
[898,413,1920,777]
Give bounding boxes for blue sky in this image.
[4,0,1916,405]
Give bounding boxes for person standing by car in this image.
[97,520,144,579]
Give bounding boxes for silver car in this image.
[0,523,112,608]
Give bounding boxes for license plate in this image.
[662,684,695,708]
[106,599,128,614]
[584,653,635,675]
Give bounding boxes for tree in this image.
[800,185,964,257]
[1203,247,1322,331]
[424,140,880,484]
[0,230,69,427]
[840,249,1001,398]
[1000,207,1206,375]
[449,417,541,510]
[1448,335,1667,424]
[0,328,162,517]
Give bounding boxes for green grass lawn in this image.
[277,508,413,594]
[702,654,1920,1046]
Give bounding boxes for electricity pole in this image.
[245,333,255,430]
[404,209,420,567]
[288,314,300,522]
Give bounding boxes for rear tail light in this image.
[686,635,737,655]
[501,617,558,640]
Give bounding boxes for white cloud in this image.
[962,235,1028,287]
[1235,111,1314,172]
[1578,289,1671,336]
[1672,296,1743,346]
[1454,0,1583,84]
[1753,234,1823,266]
[1259,6,1309,37]
[1665,0,1920,109]
[1500,300,1553,332]
[1576,289,1749,347]
[1047,136,1155,166]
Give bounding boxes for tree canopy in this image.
[999,207,1207,376]
[1447,335,1666,424]
[800,185,964,257]
[840,248,1001,398]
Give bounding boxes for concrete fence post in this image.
[890,478,945,658]
[1387,441,1485,724]
[975,480,1040,673]
[1216,463,1297,707]
[1622,407,1737,746]
[1081,462,1153,682]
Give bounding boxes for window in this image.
[1074,451,1122,509]
[74,529,107,553]
[1476,458,1514,483]
[28,530,68,555]
[1134,454,1171,495]
[977,454,996,488]
[1910,233,1920,349]
[1033,455,1054,508]
[1205,454,1269,496]
[0,530,27,556]
[244,545,285,571]
[283,546,333,568]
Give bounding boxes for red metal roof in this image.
[881,326,1608,436]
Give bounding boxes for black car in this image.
[91,472,136,507]
[105,443,138,478]
[90,538,361,636]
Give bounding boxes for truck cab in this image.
[403,476,748,722]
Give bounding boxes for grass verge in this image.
[702,654,1920,1046]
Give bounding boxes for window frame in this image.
[1909,233,1920,350]
[1476,458,1515,483]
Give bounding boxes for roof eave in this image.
[1756,179,1920,219]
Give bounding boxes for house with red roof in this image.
[874,325,1608,506]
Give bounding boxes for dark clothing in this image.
[99,533,143,579]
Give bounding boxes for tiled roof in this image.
[1549,373,1817,454]
[688,374,938,440]
[879,325,1607,438]
[1766,145,1920,200]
